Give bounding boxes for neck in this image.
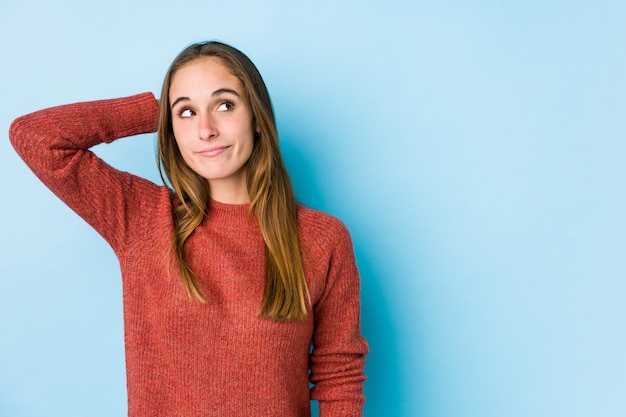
[207,178,250,204]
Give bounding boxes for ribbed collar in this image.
[204,199,259,229]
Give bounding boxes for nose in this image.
[198,112,218,141]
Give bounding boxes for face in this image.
[169,56,256,202]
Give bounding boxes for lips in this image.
[197,145,231,157]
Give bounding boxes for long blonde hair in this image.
[157,41,308,321]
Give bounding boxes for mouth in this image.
[197,145,231,157]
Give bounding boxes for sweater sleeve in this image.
[9,93,161,254]
[309,220,369,416]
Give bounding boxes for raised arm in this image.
[9,93,161,254]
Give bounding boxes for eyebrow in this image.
[170,88,241,109]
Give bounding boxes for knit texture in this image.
[10,93,368,416]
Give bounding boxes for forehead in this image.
[169,56,243,96]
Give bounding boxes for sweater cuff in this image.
[102,92,159,143]
[318,400,363,417]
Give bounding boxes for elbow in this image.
[9,116,24,156]
[8,115,33,157]
[9,113,53,162]
[8,114,53,171]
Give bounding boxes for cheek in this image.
[171,118,191,138]
[171,128,191,155]
[242,135,255,160]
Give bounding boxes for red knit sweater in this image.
[9,93,368,416]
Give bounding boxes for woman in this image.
[10,41,368,416]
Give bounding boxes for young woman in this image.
[10,41,368,416]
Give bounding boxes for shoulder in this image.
[296,205,359,303]
[296,205,353,250]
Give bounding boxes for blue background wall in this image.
[1,1,625,416]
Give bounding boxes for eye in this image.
[178,108,194,118]
[217,101,234,112]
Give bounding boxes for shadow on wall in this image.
[358,247,405,416]
[280,132,405,416]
